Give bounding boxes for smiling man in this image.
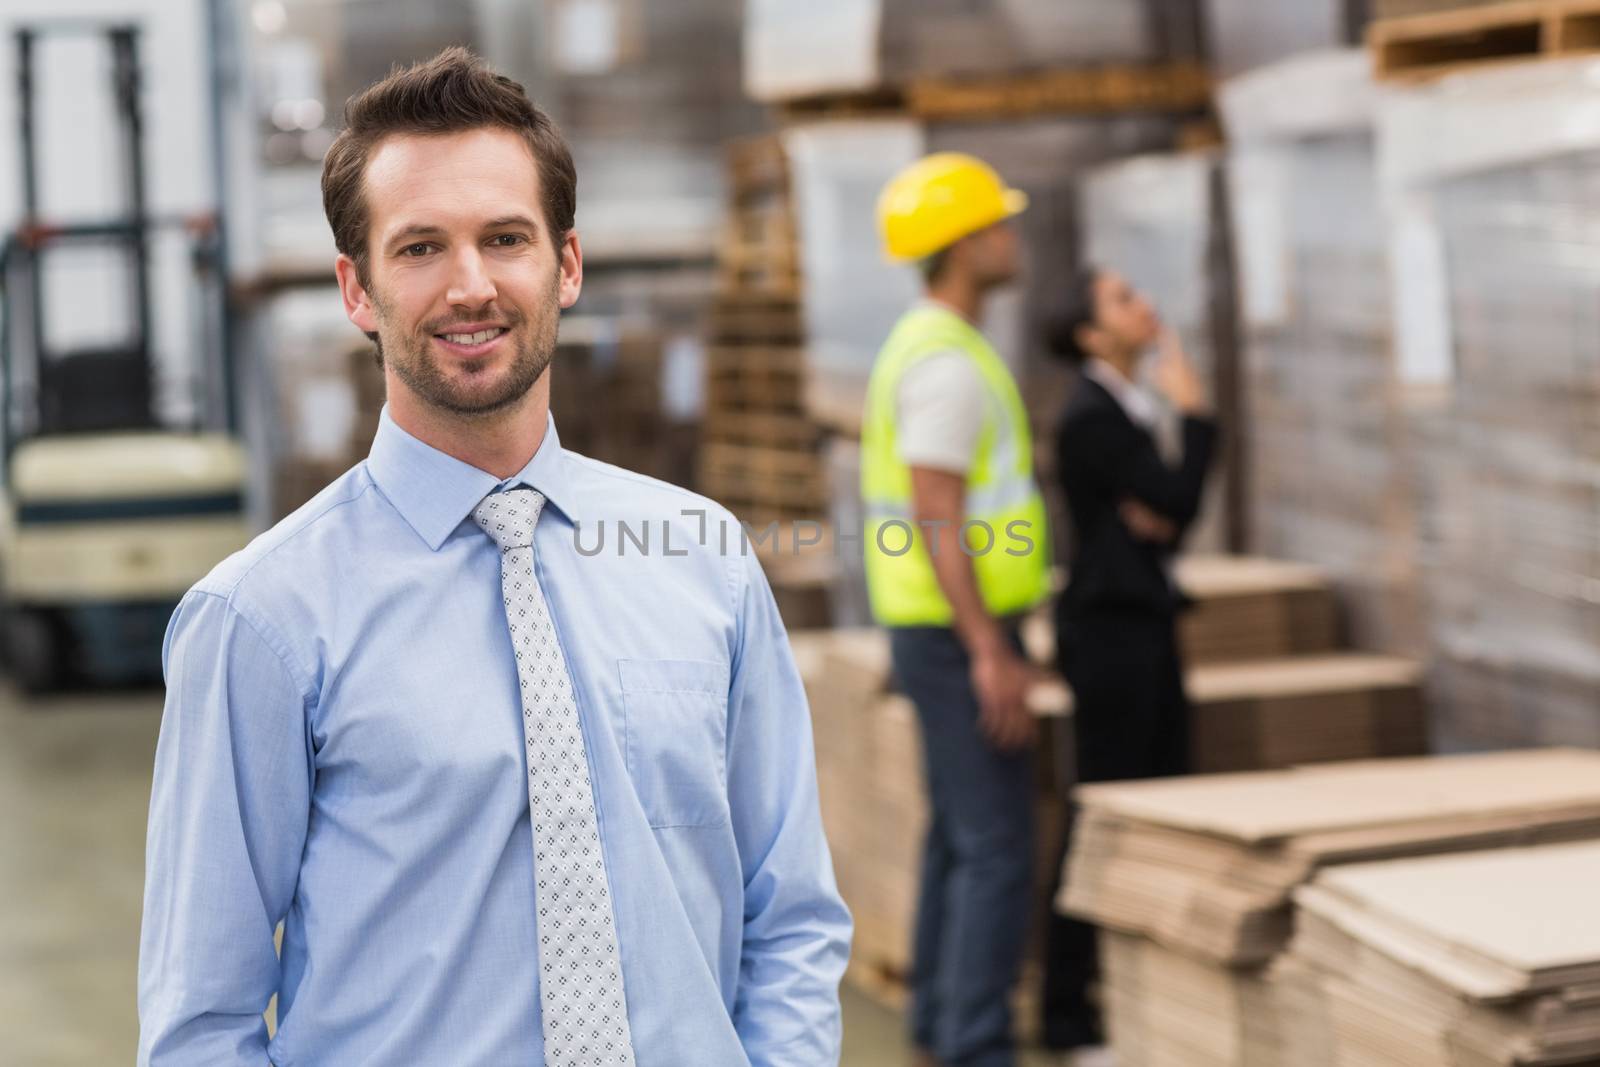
[137,48,850,1066]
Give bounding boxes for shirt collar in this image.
[365,405,580,551]
[1084,357,1160,429]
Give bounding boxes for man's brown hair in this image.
[321,46,577,287]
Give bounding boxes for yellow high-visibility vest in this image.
[860,304,1051,626]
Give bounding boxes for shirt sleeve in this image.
[138,589,314,1066]
[725,550,852,1066]
[894,351,987,474]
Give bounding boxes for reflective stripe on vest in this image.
[860,304,1051,626]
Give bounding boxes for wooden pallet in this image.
[776,87,909,121]
[705,345,807,409]
[728,197,792,236]
[704,375,806,408]
[706,344,804,375]
[705,134,826,509]
[904,61,1212,120]
[1373,0,1515,16]
[727,134,790,197]
[708,293,804,345]
[706,380,808,414]
[697,492,826,524]
[717,241,799,293]
[697,441,827,513]
[1369,0,1600,81]
[701,408,820,449]
[712,502,824,529]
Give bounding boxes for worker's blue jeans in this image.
[889,625,1035,1067]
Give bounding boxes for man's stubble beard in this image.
[370,270,561,420]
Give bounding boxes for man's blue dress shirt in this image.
[138,408,852,1065]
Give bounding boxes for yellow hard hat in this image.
[877,152,1029,262]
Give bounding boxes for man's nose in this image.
[446,248,498,307]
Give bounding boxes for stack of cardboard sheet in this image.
[1022,555,1341,668]
[789,629,920,985]
[1187,653,1425,772]
[1061,749,1600,1066]
[1284,840,1600,1066]
[1027,652,1426,774]
[837,690,927,985]
[1028,557,1425,775]
[793,627,1065,997]
[1101,929,1284,1067]
[1064,748,1600,966]
[1174,556,1341,665]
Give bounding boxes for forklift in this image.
[0,21,250,692]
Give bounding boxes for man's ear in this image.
[557,230,584,310]
[335,254,379,334]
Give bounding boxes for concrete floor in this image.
[0,681,1102,1066]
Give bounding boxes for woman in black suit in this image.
[1038,267,1219,1051]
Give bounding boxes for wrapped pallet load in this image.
[742,0,1199,102]
[1221,49,1426,656]
[540,0,764,261]
[1376,56,1600,750]
[782,118,927,424]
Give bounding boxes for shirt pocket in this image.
[617,658,730,829]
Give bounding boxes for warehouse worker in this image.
[138,48,850,1066]
[861,153,1052,1067]
[1038,267,1218,1049]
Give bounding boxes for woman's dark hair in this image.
[1044,266,1103,366]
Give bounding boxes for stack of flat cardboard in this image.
[1024,555,1342,668]
[1101,929,1284,1067]
[1034,556,1424,778]
[1064,748,1600,966]
[790,629,920,986]
[1028,652,1427,774]
[793,627,1065,999]
[1187,654,1425,772]
[1062,750,1600,1066]
[1284,840,1600,1066]
[1174,556,1341,665]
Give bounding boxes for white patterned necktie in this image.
[472,488,636,1067]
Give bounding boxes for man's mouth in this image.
[436,327,507,345]
[432,325,510,356]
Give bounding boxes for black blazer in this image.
[1053,375,1218,620]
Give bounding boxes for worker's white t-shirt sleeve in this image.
[894,351,987,474]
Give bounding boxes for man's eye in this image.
[402,244,433,257]
[490,234,525,247]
